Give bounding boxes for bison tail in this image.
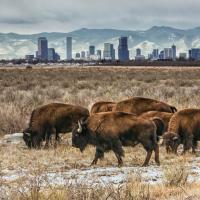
[152,117,165,137]
[170,106,177,113]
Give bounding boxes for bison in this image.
[90,101,116,114]
[163,109,200,154]
[72,112,164,167]
[113,97,177,115]
[139,111,173,134]
[23,103,89,148]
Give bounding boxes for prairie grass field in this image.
[1,65,200,199]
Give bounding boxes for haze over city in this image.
[0,0,200,34]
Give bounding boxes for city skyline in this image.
[0,0,200,34]
[1,26,200,60]
[26,36,200,61]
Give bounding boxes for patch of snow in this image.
[0,133,23,144]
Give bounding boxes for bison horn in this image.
[77,120,82,133]
[24,132,31,136]
[173,136,179,140]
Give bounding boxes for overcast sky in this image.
[0,0,200,34]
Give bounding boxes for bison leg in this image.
[142,150,153,167]
[182,136,193,154]
[192,139,197,154]
[112,140,124,167]
[90,146,104,166]
[44,133,51,149]
[154,144,160,166]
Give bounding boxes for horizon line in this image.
[0,25,200,35]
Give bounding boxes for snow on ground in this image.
[1,134,200,188]
[0,133,23,144]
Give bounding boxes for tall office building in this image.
[118,37,129,62]
[136,48,141,57]
[89,45,95,55]
[38,37,48,60]
[96,50,102,60]
[159,51,164,60]
[103,43,115,60]
[179,53,187,60]
[75,53,81,59]
[152,49,159,60]
[66,37,72,60]
[172,44,176,61]
[189,48,200,60]
[48,48,56,61]
[81,51,86,59]
[164,48,173,59]
[48,48,60,61]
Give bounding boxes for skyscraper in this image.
[96,50,102,60]
[48,48,56,61]
[103,43,115,60]
[189,48,200,60]
[172,44,176,61]
[38,37,48,60]
[89,45,95,55]
[152,49,159,60]
[81,51,86,59]
[118,37,129,62]
[136,48,141,57]
[164,48,173,59]
[66,37,72,60]
[135,48,145,61]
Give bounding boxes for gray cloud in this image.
[0,0,200,33]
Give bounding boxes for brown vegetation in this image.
[1,66,200,199]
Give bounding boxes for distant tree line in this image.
[1,58,200,67]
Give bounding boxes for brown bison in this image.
[72,112,164,167]
[163,109,200,154]
[23,103,89,148]
[90,101,116,114]
[113,97,177,115]
[139,111,173,133]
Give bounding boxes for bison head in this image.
[163,132,181,154]
[72,119,89,152]
[23,128,41,149]
[23,129,33,148]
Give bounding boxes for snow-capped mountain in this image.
[1,26,200,59]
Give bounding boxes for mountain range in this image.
[1,26,200,59]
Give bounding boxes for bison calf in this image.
[163,109,200,154]
[72,112,164,167]
[23,103,89,148]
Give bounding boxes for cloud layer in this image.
[0,0,200,33]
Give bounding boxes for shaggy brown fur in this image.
[113,97,177,115]
[72,112,164,167]
[163,109,200,154]
[139,111,173,133]
[23,103,89,148]
[90,101,116,114]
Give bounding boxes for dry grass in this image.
[1,65,200,199]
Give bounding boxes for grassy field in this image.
[1,65,200,199]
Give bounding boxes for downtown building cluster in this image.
[72,37,129,62]
[25,36,200,62]
[25,36,130,62]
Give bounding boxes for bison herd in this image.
[22,97,200,167]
